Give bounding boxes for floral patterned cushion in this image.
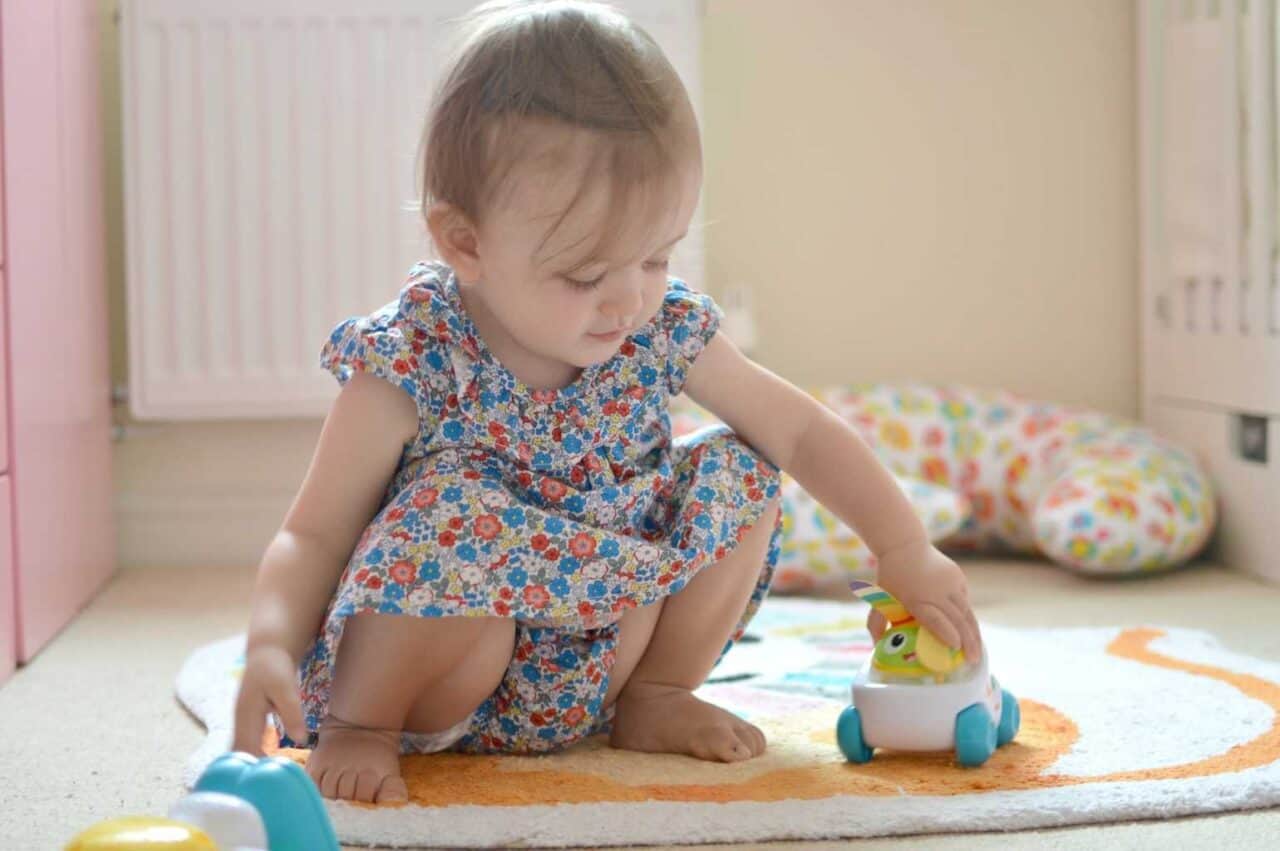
[771,473,970,593]
[670,396,969,593]
[670,383,1217,591]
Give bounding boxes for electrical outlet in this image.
[1235,413,1269,464]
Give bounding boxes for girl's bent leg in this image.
[306,613,515,803]
[609,497,781,763]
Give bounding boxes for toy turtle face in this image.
[850,579,968,682]
[872,625,929,675]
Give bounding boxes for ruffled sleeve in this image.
[659,279,724,396]
[319,298,439,437]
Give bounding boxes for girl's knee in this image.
[403,616,515,733]
[342,612,514,681]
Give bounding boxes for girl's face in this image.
[463,127,702,381]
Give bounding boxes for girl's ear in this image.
[427,202,483,283]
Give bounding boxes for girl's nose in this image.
[601,278,644,326]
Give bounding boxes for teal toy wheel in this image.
[836,705,874,763]
[997,688,1020,747]
[954,703,997,767]
[196,752,340,851]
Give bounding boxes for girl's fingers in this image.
[867,608,888,641]
[937,600,973,660]
[964,605,983,660]
[945,593,982,660]
[914,603,961,650]
[269,682,309,744]
[232,691,267,757]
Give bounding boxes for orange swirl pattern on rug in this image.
[272,628,1280,807]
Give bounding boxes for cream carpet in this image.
[4,558,1280,849]
[178,600,1280,846]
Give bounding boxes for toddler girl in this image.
[231,0,982,805]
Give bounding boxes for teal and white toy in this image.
[192,752,340,851]
[836,580,1020,767]
[63,752,340,851]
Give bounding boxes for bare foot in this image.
[304,714,409,804]
[609,683,767,762]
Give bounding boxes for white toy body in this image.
[851,649,1001,752]
[838,580,1020,766]
[838,645,1018,766]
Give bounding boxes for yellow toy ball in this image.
[63,816,218,850]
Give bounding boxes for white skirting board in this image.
[1144,399,1276,581]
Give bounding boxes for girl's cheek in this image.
[644,290,664,322]
[650,279,667,307]
[549,290,581,321]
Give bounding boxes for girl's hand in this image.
[232,644,309,756]
[869,540,982,661]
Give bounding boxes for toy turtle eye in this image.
[886,631,908,654]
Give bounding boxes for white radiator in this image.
[1139,0,1280,582]
[120,0,704,420]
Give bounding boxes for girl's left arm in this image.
[683,332,982,659]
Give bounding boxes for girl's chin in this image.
[571,340,623,364]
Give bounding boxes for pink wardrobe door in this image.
[0,9,12,684]
[0,471,12,685]
[1,272,12,683]
[1,0,116,663]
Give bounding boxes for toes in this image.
[688,730,720,761]
[696,727,753,762]
[306,726,406,803]
[738,723,767,757]
[306,760,325,789]
[376,774,410,804]
[353,767,384,803]
[318,767,340,799]
[721,737,753,762]
[730,728,758,760]
[611,689,766,764]
[335,768,358,801]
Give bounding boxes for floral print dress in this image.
[283,261,782,754]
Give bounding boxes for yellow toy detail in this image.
[63,817,217,850]
[849,579,966,682]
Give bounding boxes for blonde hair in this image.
[419,0,701,270]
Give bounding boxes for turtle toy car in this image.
[837,580,1020,767]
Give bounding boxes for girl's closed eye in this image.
[561,260,608,290]
[562,258,668,291]
[563,271,606,291]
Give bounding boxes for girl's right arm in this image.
[232,371,420,754]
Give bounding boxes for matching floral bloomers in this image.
[281,261,782,755]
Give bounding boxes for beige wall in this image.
[703,0,1137,412]
[101,0,1137,568]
